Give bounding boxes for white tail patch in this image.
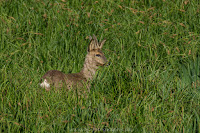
[40,79,50,88]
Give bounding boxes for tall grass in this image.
[0,0,200,132]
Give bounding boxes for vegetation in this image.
[0,0,199,132]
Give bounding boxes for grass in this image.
[0,0,200,132]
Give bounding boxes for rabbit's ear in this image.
[99,39,106,49]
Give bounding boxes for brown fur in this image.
[40,35,107,91]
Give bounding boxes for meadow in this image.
[0,0,200,132]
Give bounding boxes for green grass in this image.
[0,0,200,132]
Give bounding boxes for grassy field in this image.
[0,0,200,132]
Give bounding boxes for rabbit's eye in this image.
[96,54,101,57]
